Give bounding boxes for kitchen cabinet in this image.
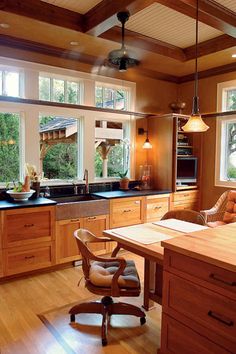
[2,206,55,276]
[109,197,144,228]
[144,194,170,222]
[171,190,199,211]
[83,214,110,255]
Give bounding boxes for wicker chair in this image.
[200,190,236,227]
[69,229,146,346]
[161,209,206,225]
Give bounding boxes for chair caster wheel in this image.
[102,339,107,346]
[70,314,75,322]
[140,317,146,325]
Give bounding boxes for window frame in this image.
[95,82,131,111]
[0,66,24,98]
[215,115,236,188]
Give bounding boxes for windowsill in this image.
[215,180,236,188]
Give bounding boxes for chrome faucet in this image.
[83,169,89,194]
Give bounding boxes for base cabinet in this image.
[110,197,144,228]
[55,214,110,264]
[144,194,170,222]
[160,249,236,354]
[170,190,199,211]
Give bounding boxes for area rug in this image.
[37,297,161,354]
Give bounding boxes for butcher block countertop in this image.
[161,222,236,272]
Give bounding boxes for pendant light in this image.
[182,0,209,133]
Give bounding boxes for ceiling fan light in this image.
[119,58,127,72]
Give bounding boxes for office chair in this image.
[69,229,146,346]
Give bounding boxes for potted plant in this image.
[118,169,129,190]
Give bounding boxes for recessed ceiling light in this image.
[232,54,236,58]
[70,41,79,46]
[0,23,10,29]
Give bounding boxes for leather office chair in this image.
[161,209,206,225]
[69,229,146,346]
[201,190,236,227]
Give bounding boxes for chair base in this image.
[69,296,146,346]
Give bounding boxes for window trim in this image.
[215,115,236,188]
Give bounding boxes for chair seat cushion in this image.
[89,260,140,289]
[207,221,226,228]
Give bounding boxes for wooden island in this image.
[160,223,236,354]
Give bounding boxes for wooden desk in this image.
[104,223,183,310]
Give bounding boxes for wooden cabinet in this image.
[144,194,170,222]
[56,218,82,264]
[171,190,199,211]
[2,206,55,276]
[160,249,236,353]
[55,214,110,264]
[109,197,144,228]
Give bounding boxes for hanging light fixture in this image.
[138,128,152,149]
[182,0,209,133]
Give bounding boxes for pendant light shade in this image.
[182,0,209,133]
[143,138,152,149]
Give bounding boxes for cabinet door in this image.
[3,206,55,248]
[110,197,144,228]
[145,195,170,222]
[56,218,82,264]
[83,215,109,255]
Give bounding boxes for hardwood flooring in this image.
[0,253,162,354]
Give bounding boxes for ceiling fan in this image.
[107,11,139,72]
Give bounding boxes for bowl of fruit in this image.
[6,180,35,201]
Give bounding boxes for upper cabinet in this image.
[147,114,202,193]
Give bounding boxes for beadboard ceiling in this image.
[0,0,235,82]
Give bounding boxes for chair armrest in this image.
[200,208,225,222]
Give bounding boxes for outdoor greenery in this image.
[0,113,20,182]
[95,143,126,178]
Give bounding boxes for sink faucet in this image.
[83,169,89,194]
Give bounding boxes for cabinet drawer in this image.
[165,250,236,297]
[161,314,231,354]
[172,190,198,202]
[172,201,199,211]
[110,198,143,228]
[146,198,169,221]
[3,208,54,247]
[163,272,236,343]
[4,242,54,275]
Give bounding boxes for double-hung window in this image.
[216,80,236,187]
[0,68,22,97]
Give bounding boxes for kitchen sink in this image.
[49,194,101,204]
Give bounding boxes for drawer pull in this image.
[70,219,80,222]
[209,273,236,287]
[208,311,234,327]
[24,223,34,228]
[123,209,132,213]
[183,194,189,197]
[24,255,35,260]
[87,216,96,220]
[154,206,162,210]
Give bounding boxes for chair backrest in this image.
[74,229,100,280]
[223,190,236,223]
[161,209,206,225]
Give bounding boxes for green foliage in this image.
[228,92,236,110]
[117,169,128,178]
[227,166,236,179]
[0,113,20,182]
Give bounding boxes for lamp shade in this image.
[182,113,209,132]
[142,138,152,149]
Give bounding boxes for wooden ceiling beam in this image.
[184,34,236,60]
[0,0,84,31]
[157,0,236,38]
[100,26,186,61]
[83,0,155,36]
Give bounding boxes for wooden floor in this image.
[0,253,162,354]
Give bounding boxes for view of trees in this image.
[0,113,20,182]
[227,122,236,179]
[95,144,125,178]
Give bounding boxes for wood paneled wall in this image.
[179,71,236,209]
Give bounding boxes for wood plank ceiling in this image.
[0,0,235,83]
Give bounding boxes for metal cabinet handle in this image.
[25,255,35,260]
[208,311,234,327]
[209,273,236,287]
[87,216,96,220]
[24,224,34,227]
[70,219,80,223]
[123,209,132,213]
[154,206,162,210]
[183,194,189,197]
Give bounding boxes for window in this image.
[94,120,130,178]
[95,85,128,110]
[215,116,236,187]
[0,112,22,182]
[39,115,82,181]
[39,75,81,104]
[0,69,21,97]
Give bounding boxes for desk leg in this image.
[143,259,155,310]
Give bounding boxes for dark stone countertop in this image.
[92,189,172,199]
[0,197,56,210]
